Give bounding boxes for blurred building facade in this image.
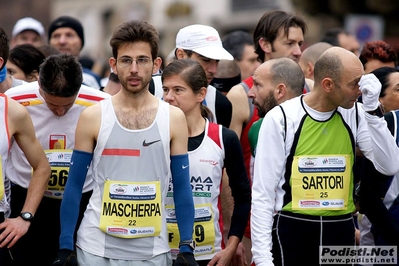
[1,0,399,74]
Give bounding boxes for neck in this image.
[0,76,12,93]
[186,112,206,137]
[103,83,121,96]
[114,87,153,110]
[303,88,337,112]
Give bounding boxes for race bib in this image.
[44,149,72,199]
[99,180,162,238]
[166,203,215,257]
[291,155,351,210]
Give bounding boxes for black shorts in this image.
[272,211,355,266]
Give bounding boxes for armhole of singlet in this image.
[207,122,221,149]
[278,105,287,142]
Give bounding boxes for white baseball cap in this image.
[176,24,233,61]
[12,17,45,37]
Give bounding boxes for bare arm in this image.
[226,84,250,138]
[0,98,51,248]
[74,103,101,153]
[223,84,250,247]
[169,105,189,155]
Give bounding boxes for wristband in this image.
[366,104,385,118]
[179,239,196,251]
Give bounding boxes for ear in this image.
[197,87,207,103]
[109,57,117,75]
[259,38,272,54]
[0,57,4,69]
[175,48,188,59]
[321,77,334,93]
[276,83,287,102]
[153,57,162,74]
[307,62,314,78]
[26,70,39,82]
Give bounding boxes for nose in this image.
[163,91,173,102]
[248,86,255,98]
[59,34,67,43]
[129,61,139,73]
[54,107,67,117]
[356,87,362,98]
[208,61,218,75]
[293,45,302,56]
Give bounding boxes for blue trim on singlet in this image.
[395,111,399,146]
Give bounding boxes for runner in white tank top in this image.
[55,20,197,266]
[0,94,50,264]
[5,54,110,265]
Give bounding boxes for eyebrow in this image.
[348,77,361,86]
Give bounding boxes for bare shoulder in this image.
[5,97,38,144]
[168,104,186,123]
[226,83,247,102]
[80,101,102,119]
[226,82,250,135]
[77,101,102,133]
[168,104,188,155]
[7,97,31,132]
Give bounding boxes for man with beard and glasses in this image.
[53,20,197,266]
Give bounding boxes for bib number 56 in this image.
[48,169,68,187]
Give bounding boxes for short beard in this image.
[258,90,278,117]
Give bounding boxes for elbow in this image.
[375,163,399,176]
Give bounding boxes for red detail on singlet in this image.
[207,122,221,148]
[240,76,259,184]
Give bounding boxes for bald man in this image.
[251,47,399,266]
[247,58,304,160]
[299,42,333,80]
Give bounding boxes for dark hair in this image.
[359,40,397,68]
[48,16,85,48]
[39,53,83,97]
[0,27,10,70]
[109,72,120,83]
[320,27,350,46]
[79,56,94,69]
[314,50,342,86]
[37,44,61,58]
[371,67,399,98]
[270,58,304,96]
[110,20,159,61]
[9,44,45,76]
[222,30,253,61]
[162,59,213,120]
[174,49,193,59]
[253,10,307,63]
